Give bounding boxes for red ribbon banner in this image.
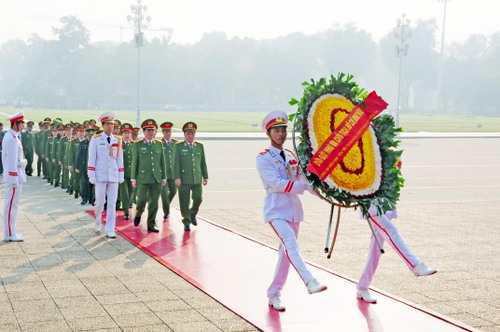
[307,91,389,181]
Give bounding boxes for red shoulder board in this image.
[259,149,269,155]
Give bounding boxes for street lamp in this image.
[437,0,451,114]
[127,0,151,127]
[394,13,411,129]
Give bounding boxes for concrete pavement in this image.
[0,177,257,332]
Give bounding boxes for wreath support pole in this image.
[324,204,335,253]
[326,206,342,259]
[365,217,385,254]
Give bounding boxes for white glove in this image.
[89,178,96,185]
[19,159,28,169]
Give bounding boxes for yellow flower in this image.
[308,93,382,196]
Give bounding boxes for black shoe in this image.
[80,200,88,205]
[61,186,66,190]
[65,188,69,193]
[54,183,59,188]
[133,217,141,227]
[147,227,159,233]
[129,204,133,208]
[69,189,73,195]
[124,215,129,220]
[117,207,123,211]
[163,214,169,219]
[74,192,79,199]
[191,216,198,226]
[184,225,191,232]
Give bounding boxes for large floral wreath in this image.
[289,73,404,217]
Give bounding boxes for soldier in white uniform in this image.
[88,112,124,238]
[3,112,27,242]
[356,159,437,303]
[256,111,327,312]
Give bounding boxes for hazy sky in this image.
[1,0,499,46]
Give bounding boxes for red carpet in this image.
[87,208,473,332]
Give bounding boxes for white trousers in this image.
[267,219,314,298]
[94,182,119,234]
[3,183,23,239]
[357,214,420,290]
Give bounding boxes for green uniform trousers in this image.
[62,166,70,189]
[53,162,61,186]
[25,151,34,176]
[36,154,43,176]
[119,177,133,217]
[161,179,177,218]
[72,170,81,197]
[136,183,162,229]
[178,183,203,227]
[45,160,53,183]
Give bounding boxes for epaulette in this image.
[194,140,203,145]
[93,132,102,138]
[175,140,184,145]
[259,148,269,155]
[154,138,162,143]
[69,137,76,142]
[115,135,122,139]
[171,138,180,143]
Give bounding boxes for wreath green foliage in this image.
[289,73,404,216]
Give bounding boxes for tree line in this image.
[0,16,499,116]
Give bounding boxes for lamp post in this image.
[127,0,151,127]
[394,13,411,129]
[437,0,450,114]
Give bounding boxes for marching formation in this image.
[2,111,209,241]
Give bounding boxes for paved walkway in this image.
[0,177,257,332]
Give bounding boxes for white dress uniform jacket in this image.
[2,129,27,185]
[87,133,124,183]
[256,145,309,223]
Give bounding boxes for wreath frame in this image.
[289,73,404,217]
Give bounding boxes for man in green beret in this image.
[131,119,166,232]
[173,122,208,232]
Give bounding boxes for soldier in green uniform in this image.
[21,120,35,176]
[159,121,179,220]
[52,124,64,187]
[67,124,86,199]
[113,119,121,136]
[118,123,134,220]
[59,124,73,191]
[131,119,166,232]
[34,121,45,176]
[44,124,58,185]
[40,118,52,179]
[76,126,97,205]
[173,122,209,232]
[130,126,141,205]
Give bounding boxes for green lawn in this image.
[1,109,499,132]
